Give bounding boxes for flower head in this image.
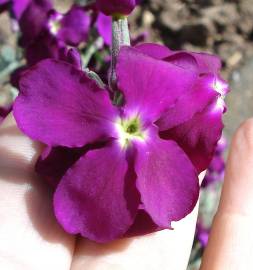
[14,45,228,242]
[19,3,90,47]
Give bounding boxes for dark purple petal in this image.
[134,43,171,59]
[12,0,31,20]
[125,209,160,237]
[96,0,137,16]
[57,6,90,46]
[134,131,199,227]
[54,142,140,243]
[25,33,63,66]
[160,99,225,173]
[14,59,117,147]
[19,0,52,46]
[96,12,111,45]
[59,47,82,69]
[117,46,197,123]
[35,145,85,188]
[156,74,218,131]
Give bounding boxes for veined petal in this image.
[14,59,117,147]
[134,131,199,227]
[54,141,140,243]
[117,46,197,123]
[134,43,172,59]
[135,43,222,74]
[160,99,225,173]
[156,74,218,131]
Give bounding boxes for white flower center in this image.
[115,116,147,148]
[48,14,63,36]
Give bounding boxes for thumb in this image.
[201,119,253,269]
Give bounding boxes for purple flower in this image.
[135,43,229,173]
[18,0,53,47]
[196,222,209,248]
[19,2,90,47]
[96,12,112,45]
[13,45,227,242]
[46,6,91,46]
[202,135,226,187]
[96,0,137,16]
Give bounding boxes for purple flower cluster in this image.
[13,40,229,242]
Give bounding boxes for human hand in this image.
[0,114,252,270]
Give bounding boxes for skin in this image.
[0,114,253,270]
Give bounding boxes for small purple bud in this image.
[96,0,137,16]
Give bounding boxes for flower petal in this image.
[25,33,63,66]
[19,0,52,46]
[54,142,140,243]
[96,12,112,46]
[165,51,222,74]
[156,74,218,130]
[125,209,160,237]
[14,59,117,147]
[58,6,91,46]
[134,43,172,59]
[12,0,30,19]
[134,132,199,227]
[135,43,222,74]
[160,99,224,173]
[117,46,197,122]
[35,145,85,188]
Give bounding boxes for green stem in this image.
[82,37,103,68]
[109,16,130,92]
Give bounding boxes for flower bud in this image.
[96,0,137,16]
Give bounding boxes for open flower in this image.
[96,0,138,16]
[134,43,229,173]
[19,3,90,47]
[14,45,227,242]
